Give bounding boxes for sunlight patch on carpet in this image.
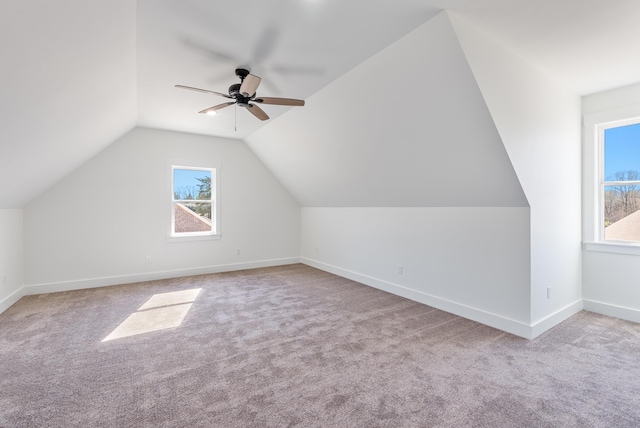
[102,288,202,342]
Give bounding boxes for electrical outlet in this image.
[236,248,241,256]
[397,265,404,275]
[547,287,551,299]
[146,256,151,263]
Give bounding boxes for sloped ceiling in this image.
[135,0,453,139]
[1,0,640,208]
[246,12,528,207]
[451,0,640,95]
[0,0,137,208]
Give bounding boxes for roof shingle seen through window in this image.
[174,203,211,233]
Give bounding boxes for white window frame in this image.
[167,159,221,242]
[584,105,640,255]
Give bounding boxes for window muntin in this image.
[600,121,640,242]
[171,165,217,237]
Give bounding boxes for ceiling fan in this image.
[175,68,305,121]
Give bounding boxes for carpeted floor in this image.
[1,264,640,427]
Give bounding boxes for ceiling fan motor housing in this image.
[228,83,241,97]
[229,82,254,107]
[235,68,250,80]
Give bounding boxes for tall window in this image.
[600,120,640,242]
[170,163,219,239]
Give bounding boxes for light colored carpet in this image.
[1,264,639,427]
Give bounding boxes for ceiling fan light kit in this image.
[176,68,305,122]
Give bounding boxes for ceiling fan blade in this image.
[240,74,261,97]
[199,102,235,114]
[246,104,269,121]
[254,97,305,106]
[175,85,232,99]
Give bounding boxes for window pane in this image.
[604,185,640,241]
[604,123,640,181]
[174,202,212,233]
[173,169,212,200]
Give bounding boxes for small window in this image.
[170,163,219,239]
[600,120,640,242]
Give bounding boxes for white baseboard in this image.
[22,257,301,296]
[302,257,535,339]
[2,257,601,340]
[0,286,25,314]
[530,299,583,339]
[583,299,640,324]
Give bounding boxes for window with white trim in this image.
[599,119,640,243]
[169,162,220,240]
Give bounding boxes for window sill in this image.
[584,241,640,256]
[166,234,221,243]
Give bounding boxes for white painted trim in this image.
[530,299,583,339]
[583,299,640,324]
[167,158,222,239]
[0,287,25,314]
[3,257,590,340]
[22,258,300,296]
[165,233,222,243]
[301,257,534,339]
[583,105,640,244]
[584,241,640,256]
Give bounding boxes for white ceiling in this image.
[0,0,136,208]
[451,0,640,95]
[1,0,639,208]
[136,0,449,139]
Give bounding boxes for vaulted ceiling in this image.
[1,0,639,208]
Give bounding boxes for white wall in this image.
[301,207,532,337]
[582,82,640,115]
[246,12,527,208]
[246,12,543,338]
[23,127,300,292]
[246,11,584,338]
[451,13,583,334]
[582,82,640,323]
[0,209,23,312]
